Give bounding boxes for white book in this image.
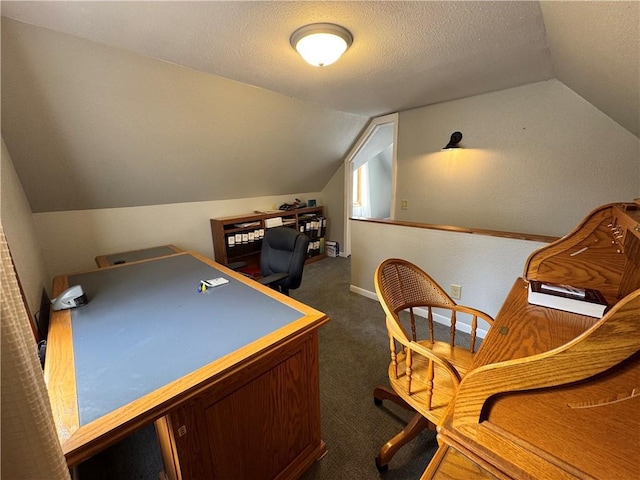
[264,217,283,228]
[527,281,608,318]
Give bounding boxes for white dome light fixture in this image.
[290,23,353,67]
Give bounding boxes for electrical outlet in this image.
[450,284,462,300]
[401,199,409,210]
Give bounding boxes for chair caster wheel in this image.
[374,397,382,406]
[375,458,388,473]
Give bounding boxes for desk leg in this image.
[155,416,180,480]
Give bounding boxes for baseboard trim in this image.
[350,284,377,300]
[350,285,488,339]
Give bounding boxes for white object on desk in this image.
[52,285,88,311]
[204,277,229,287]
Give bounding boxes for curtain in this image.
[1,227,70,479]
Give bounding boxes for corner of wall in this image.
[321,163,346,246]
[1,138,52,317]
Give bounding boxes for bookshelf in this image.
[210,206,327,275]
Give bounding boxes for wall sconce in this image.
[290,23,353,67]
[443,131,463,150]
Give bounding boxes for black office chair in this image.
[257,227,310,296]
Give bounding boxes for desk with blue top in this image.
[44,251,329,479]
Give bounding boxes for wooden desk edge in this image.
[44,275,78,445]
[420,443,506,480]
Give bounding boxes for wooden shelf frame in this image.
[210,206,327,272]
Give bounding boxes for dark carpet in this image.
[77,256,468,479]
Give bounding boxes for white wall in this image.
[321,163,345,247]
[395,80,639,237]
[368,145,392,219]
[350,219,548,334]
[1,139,51,314]
[32,193,322,278]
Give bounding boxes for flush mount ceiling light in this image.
[290,23,353,67]
[443,131,463,150]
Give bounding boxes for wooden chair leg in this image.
[373,386,413,412]
[375,413,432,472]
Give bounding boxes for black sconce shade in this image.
[444,131,463,150]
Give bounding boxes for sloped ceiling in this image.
[540,1,639,138]
[1,1,638,213]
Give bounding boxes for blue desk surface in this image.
[69,254,304,425]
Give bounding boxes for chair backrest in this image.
[375,258,460,346]
[260,226,310,292]
[376,258,456,312]
[375,258,494,419]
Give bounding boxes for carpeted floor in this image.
[293,257,439,480]
[77,256,468,479]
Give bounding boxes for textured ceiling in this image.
[539,1,639,138]
[1,1,554,117]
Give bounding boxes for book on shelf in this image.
[527,280,608,318]
[234,221,261,228]
[264,217,283,228]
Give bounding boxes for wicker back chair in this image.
[373,258,494,472]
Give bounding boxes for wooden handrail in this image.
[351,217,559,243]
